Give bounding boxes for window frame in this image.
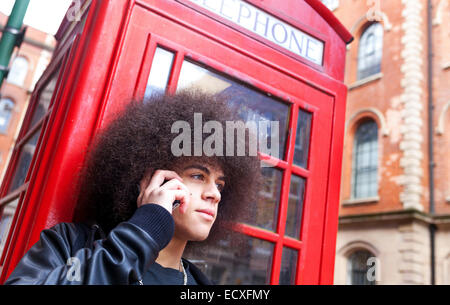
[351,119,379,199]
[0,37,79,270]
[357,23,383,80]
[130,27,332,284]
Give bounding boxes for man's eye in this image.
[191,174,204,180]
[217,184,225,192]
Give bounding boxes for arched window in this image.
[7,56,29,87]
[347,250,376,285]
[0,98,15,134]
[357,23,383,80]
[352,119,378,199]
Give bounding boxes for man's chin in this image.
[189,231,211,242]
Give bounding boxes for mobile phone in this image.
[172,200,181,210]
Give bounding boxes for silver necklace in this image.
[180,259,187,285]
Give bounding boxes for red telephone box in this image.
[0,0,352,284]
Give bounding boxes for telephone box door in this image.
[97,4,338,285]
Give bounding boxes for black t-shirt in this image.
[142,260,198,285]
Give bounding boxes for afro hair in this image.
[74,90,263,248]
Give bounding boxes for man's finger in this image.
[159,178,189,194]
[146,170,182,191]
[171,189,190,214]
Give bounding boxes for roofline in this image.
[54,0,354,45]
[304,0,354,44]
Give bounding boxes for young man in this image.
[4,91,261,285]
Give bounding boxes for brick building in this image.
[0,12,55,253]
[325,0,450,284]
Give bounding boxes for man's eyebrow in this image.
[183,164,225,181]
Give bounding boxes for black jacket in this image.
[4,204,212,285]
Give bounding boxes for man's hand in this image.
[137,169,190,214]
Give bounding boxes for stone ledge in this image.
[342,196,380,206]
[348,73,383,90]
[339,209,436,225]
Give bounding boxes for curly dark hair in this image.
[74,90,262,246]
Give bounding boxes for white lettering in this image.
[171,121,192,157]
[194,112,203,156]
[187,0,324,65]
[237,2,251,24]
[258,120,279,160]
[203,120,224,156]
[271,22,288,44]
[180,289,215,302]
[306,38,322,64]
[253,11,270,37]
[66,0,82,22]
[367,257,381,282]
[170,115,277,167]
[224,289,271,300]
[289,30,305,55]
[225,120,258,157]
[219,0,235,20]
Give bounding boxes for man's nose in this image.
[202,182,221,204]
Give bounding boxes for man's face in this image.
[171,161,225,242]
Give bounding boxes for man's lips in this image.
[196,209,215,219]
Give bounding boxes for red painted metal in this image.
[304,0,354,44]
[0,0,351,284]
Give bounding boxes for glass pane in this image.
[7,56,28,87]
[285,175,305,239]
[177,60,289,161]
[0,198,19,255]
[246,167,282,231]
[144,47,175,98]
[349,250,376,285]
[0,98,14,134]
[8,128,42,193]
[358,23,383,80]
[185,234,274,284]
[29,68,60,129]
[352,120,378,199]
[293,109,312,168]
[279,247,298,285]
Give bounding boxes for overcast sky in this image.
[0,0,73,35]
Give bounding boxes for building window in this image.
[357,23,383,80]
[0,98,15,134]
[7,56,29,87]
[320,0,339,11]
[347,250,376,285]
[351,119,378,199]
